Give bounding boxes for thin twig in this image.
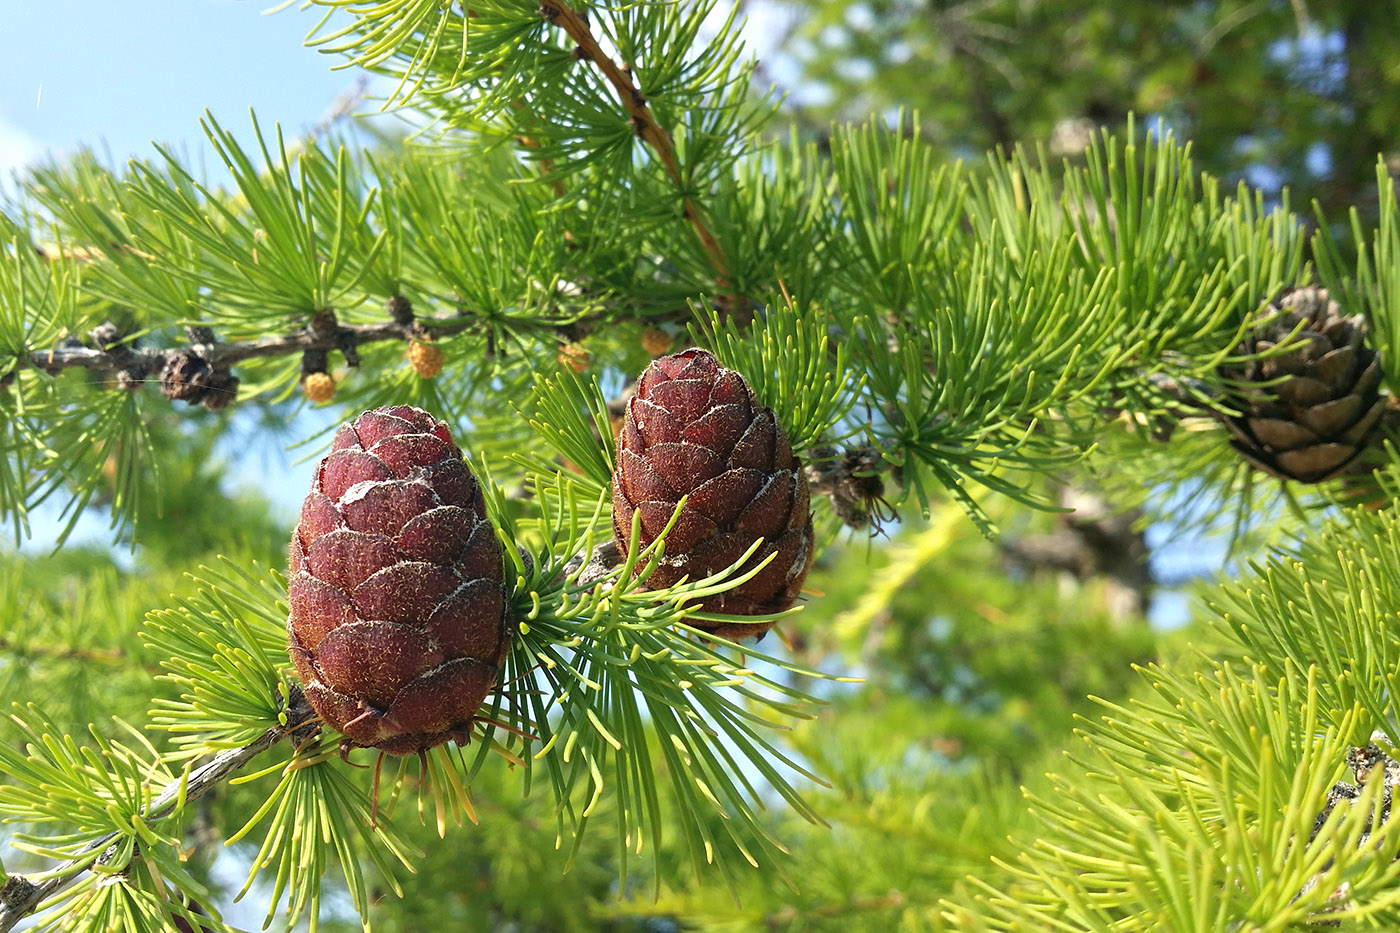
[19,288,681,400]
[0,691,314,932]
[513,103,569,200]
[28,316,452,379]
[539,1,731,286]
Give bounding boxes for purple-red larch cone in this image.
[612,349,814,640]
[287,405,510,754]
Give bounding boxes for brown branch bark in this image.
[30,315,461,380]
[539,1,731,286]
[511,100,569,200]
[0,690,314,932]
[17,288,680,407]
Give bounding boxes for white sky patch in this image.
[0,109,43,193]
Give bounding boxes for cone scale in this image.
[612,349,814,640]
[287,405,511,755]
[1220,287,1385,483]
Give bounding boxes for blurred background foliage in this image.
[763,0,1400,222]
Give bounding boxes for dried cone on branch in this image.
[287,405,511,755]
[613,349,814,640]
[1220,287,1385,483]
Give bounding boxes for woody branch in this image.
[538,1,731,287]
[0,691,315,932]
[11,289,680,408]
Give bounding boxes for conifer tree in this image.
[2,3,1400,931]
[764,0,1400,221]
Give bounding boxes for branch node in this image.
[308,309,339,340]
[87,322,123,351]
[300,348,330,377]
[87,322,153,391]
[805,445,899,533]
[0,875,36,908]
[184,326,217,348]
[305,308,360,368]
[159,351,239,411]
[386,294,415,327]
[338,333,361,368]
[115,368,146,393]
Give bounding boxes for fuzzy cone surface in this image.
[1220,287,1386,483]
[613,349,814,640]
[288,405,510,754]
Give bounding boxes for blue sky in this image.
[0,1,794,179]
[0,2,359,181]
[2,3,376,552]
[2,1,799,556]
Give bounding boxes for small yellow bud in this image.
[640,327,673,356]
[557,342,590,373]
[407,340,446,378]
[302,371,335,403]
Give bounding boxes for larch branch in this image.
[539,1,731,286]
[0,691,315,932]
[28,315,462,379]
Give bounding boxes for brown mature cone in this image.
[287,405,511,755]
[1220,287,1386,483]
[613,348,814,640]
